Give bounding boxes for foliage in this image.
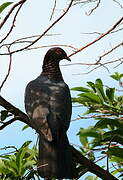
[72,72,123,179]
[0,2,13,14]
[0,141,38,179]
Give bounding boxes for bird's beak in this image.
[66,56,71,61]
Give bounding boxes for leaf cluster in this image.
[0,141,38,179]
[71,72,123,178]
[0,2,13,15]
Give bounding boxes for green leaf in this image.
[85,175,98,180]
[104,129,123,138]
[95,79,106,102]
[20,141,32,149]
[22,125,30,131]
[78,128,102,139]
[112,168,123,175]
[103,135,123,145]
[79,135,89,148]
[0,2,13,14]
[107,147,123,159]
[72,97,90,105]
[87,81,96,92]
[16,148,27,175]
[71,87,92,93]
[1,110,8,121]
[80,93,102,103]
[95,118,123,129]
[110,72,123,81]
[23,160,35,169]
[110,156,123,163]
[106,88,115,103]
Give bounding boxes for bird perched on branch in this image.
[24,47,77,179]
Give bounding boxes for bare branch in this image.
[0,47,12,91]
[26,44,78,51]
[0,96,29,126]
[113,0,123,8]
[96,41,123,63]
[63,56,123,74]
[69,16,123,57]
[0,0,27,30]
[50,0,57,20]
[0,117,17,130]
[86,0,101,15]
[81,27,123,35]
[0,1,26,44]
[72,0,98,6]
[0,34,61,49]
[72,114,123,121]
[0,0,74,55]
[0,145,18,151]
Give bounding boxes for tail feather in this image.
[37,133,77,179]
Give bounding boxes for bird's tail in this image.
[37,133,77,179]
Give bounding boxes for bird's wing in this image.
[25,78,53,141]
[25,77,72,142]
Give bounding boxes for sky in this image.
[0,0,123,179]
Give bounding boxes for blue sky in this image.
[0,0,123,178]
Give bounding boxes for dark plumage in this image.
[24,47,77,179]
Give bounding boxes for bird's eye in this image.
[55,48,62,54]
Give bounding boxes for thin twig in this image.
[50,0,57,20]
[0,47,12,91]
[0,34,61,49]
[71,114,123,121]
[81,27,123,35]
[0,0,27,30]
[0,117,17,130]
[0,1,26,44]
[69,57,123,74]
[0,150,17,156]
[0,145,18,151]
[113,0,123,8]
[26,44,78,51]
[0,0,74,55]
[96,42,123,63]
[86,0,101,15]
[69,16,123,57]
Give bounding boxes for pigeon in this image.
[24,47,77,179]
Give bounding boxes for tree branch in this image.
[0,0,74,55]
[0,117,17,130]
[0,0,27,30]
[71,146,118,180]
[0,1,26,44]
[86,0,101,15]
[0,47,12,91]
[0,95,118,179]
[69,16,123,57]
[0,96,29,125]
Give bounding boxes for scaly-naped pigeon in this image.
[24,47,77,179]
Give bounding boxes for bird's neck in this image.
[42,60,63,81]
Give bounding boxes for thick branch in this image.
[71,146,118,180]
[0,96,28,125]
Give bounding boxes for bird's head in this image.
[44,47,71,63]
